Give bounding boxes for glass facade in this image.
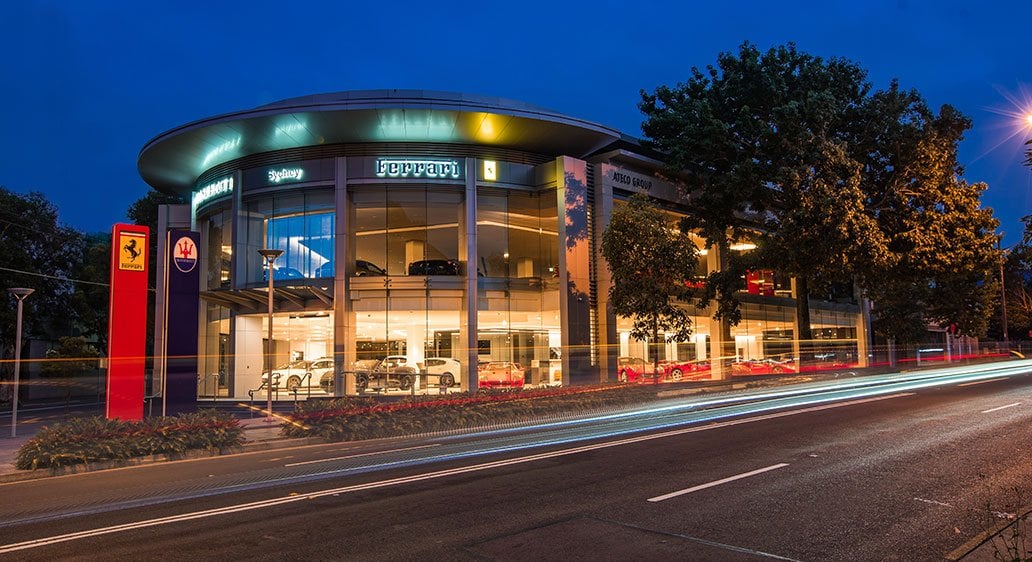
[477,188,562,385]
[242,190,335,285]
[353,185,462,276]
[188,155,865,399]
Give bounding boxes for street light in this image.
[258,249,283,421]
[7,288,34,438]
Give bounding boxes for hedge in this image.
[283,385,663,441]
[15,410,244,470]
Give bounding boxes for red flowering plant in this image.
[282,385,659,441]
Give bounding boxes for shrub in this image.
[15,410,243,470]
[283,385,661,441]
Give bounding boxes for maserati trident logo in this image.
[173,236,198,273]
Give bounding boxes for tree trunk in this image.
[796,276,813,367]
[652,323,661,385]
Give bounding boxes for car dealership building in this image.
[138,90,870,400]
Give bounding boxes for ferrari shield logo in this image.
[118,232,147,271]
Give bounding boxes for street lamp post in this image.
[7,288,34,438]
[258,249,283,421]
[1000,245,1009,348]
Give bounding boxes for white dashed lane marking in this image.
[647,463,790,503]
[981,402,1021,414]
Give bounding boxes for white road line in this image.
[981,402,1022,414]
[914,497,952,507]
[647,463,790,503]
[0,392,913,554]
[284,444,440,467]
[959,378,1008,387]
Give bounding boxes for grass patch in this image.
[15,410,243,470]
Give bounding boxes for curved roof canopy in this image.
[138,89,623,195]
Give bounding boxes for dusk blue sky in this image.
[2,1,1030,244]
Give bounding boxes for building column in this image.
[706,243,731,380]
[228,170,246,397]
[459,158,479,392]
[233,315,263,397]
[333,157,357,395]
[790,278,803,367]
[591,163,617,383]
[854,284,871,368]
[556,157,594,385]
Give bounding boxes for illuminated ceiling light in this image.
[201,137,241,168]
[730,242,757,251]
[698,249,709,256]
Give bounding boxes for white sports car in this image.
[261,357,334,391]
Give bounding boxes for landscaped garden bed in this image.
[282,384,671,441]
[15,410,243,470]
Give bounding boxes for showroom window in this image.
[476,188,562,386]
[353,185,461,277]
[477,188,558,279]
[241,190,334,285]
[202,206,232,290]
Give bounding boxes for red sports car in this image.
[478,361,525,387]
[730,358,797,376]
[617,357,663,383]
[659,360,712,381]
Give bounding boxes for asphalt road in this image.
[1,368,1030,561]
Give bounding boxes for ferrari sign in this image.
[107,224,149,420]
[118,231,147,271]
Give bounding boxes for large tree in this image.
[640,42,1001,352]
[0,188,88,396]
[856,90,1001,342]
[68,232,112,348]
[601,193,699,379]
[640,42,883,349]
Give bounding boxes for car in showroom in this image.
[730,357,797,376]
[420,357,462,387]
[263,266,306,282]
[315,260,387,278]
[261,358,334,392]
[658,359,712,381]
[355,356,420,391]
[320,358,381,393]
[616,356,661,383]
[478,361,525,387]
[407,259,461,276]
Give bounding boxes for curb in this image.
[945,506,1032,560]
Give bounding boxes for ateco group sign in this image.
[600,163,679,202]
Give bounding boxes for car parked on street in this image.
[478,361,525,387]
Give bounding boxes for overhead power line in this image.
[0,266,109,287]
